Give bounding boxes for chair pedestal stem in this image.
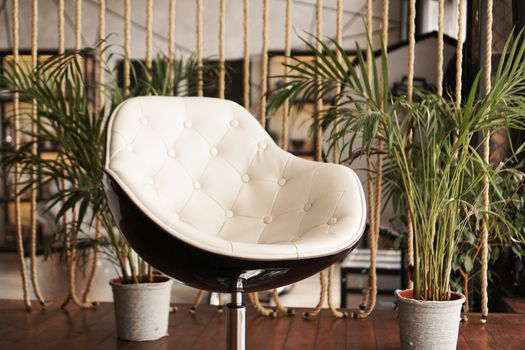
[227,292,246,350]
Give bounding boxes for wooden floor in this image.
[1,300,524,349]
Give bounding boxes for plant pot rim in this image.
[395,289,465,307]
[110,276,173,289]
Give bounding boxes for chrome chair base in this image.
[227,292,246,350]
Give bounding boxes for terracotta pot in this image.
[110,276,173,341]
[395,289,465,350]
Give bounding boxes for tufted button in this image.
[167,149,176,157]
[126,144,134,152]
[263,216,273,224]
[303,202,312,212]
[230,119,239,128]
[278,178,287,186]
[193,181,201,189]
[184,120,192,128]
[146,177,154,185]
[241,174,250,182]
[226,210,234,218]
[173,213,180,221]
[139,117,148,125]
[258,141,267,150]
[328,217,338,225]
[210,147,218,156]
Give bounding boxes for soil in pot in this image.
[395,289,465,350]
[110,275,173,341]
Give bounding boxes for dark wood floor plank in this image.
[248,312,293,350]
[460,318,502,350]
[484,316,525,349]
[456,333,472,350]
[283,311,321,350]
[189,309,227,349]
[2,300,524,350]
[346,311,377,350]
[372,311,400,350]
[0,302,60,341]
[163,305,219,350]
[313,310,346,350]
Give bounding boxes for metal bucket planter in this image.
[395,289,465,350]
[110,276,173,341]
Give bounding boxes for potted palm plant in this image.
[0,46,218,341]
[268,31,525,349]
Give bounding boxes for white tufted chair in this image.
[103,96,366,349]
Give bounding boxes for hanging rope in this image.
[146,0,153,69]
[58,0,64,53]
[218,0,226,99]
[281,0,291,151]
[75,0,82,50]
[437,0,444,96]
[196,0,203,97]
[243,0,250,109]
[303,0,328,319]
[123,0,130,96]
[259,0,269,127]
[62,0,96,309]
[215,0,227,311]
[359,0,376,315]
[303,270,327,318]
[97,0,105,109]
[266,0,294,317]
[249,292,276,317]
[29,0,46,308]
[405,0,416,290]
[328,265,347,318]
[168,0,176,95]
[359,0,389,319]
[455,0,464,109]
[74,0,97,305]
[272,288,293,315]
[12,0,32,312]
[325,0,347,319]
[78,0,100,304]
[480,0,493,324]
[314,0,323,161]
[332,0,342,164]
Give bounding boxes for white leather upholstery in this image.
[105,96,366,260]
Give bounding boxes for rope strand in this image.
[146,0,153,69]
[75,0,82,50]
[314,0,323,161]
[480,0,493,324]
[123,0,130,96]
[168,0,176,95]
[455,0,464,109]
[328,265,347,318]
[30,0,46,307]
[405,0,416,290]
[332,0,342,164]
[360,0,376,314]
[437,0,444,96]
[218,0,226,99]
[250,292,276,317]
[326,0,347,319]
[281,0,292,151]
[303,270,327,318]
[12,0,32,312]
[196,0,203,96]
[259,0,269,127]
[360,0,389,318]
[243,0,250,109]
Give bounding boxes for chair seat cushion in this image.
[105,97,366,260]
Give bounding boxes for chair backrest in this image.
[105,96,365,259]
